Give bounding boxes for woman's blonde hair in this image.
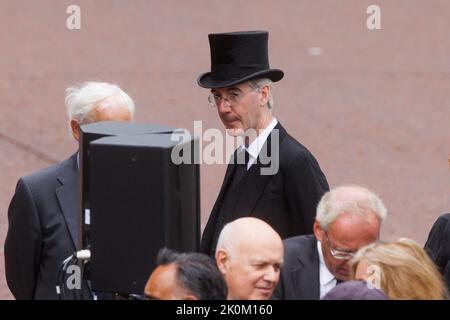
[350,238,448,300]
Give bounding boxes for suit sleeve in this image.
[284,152,329,235]
[425,214,450,264]
[4,178,42,300]
[424,214,450,290]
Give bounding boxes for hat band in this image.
[211,63,270,80]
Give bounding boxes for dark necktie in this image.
[230,149,250,190]
[336,279,344,285]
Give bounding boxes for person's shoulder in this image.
[280,235,316,269]
[283,234,315,253]
[428,213,450,236]
[277,131,321,170]
[278,129,310,153]
[436,213,450,224]
[20,155,76,187]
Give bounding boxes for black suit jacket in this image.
[200,123,329,255]
[4,154,90,300]
[424,213,450,291]
[272,234,320,300]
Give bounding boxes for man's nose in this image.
[263,266,279,283]
[217,97,232,112]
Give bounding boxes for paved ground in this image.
[0,0,449,299]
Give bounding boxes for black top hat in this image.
[197,31,284,89]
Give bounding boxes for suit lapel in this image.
[292,237,321,299]
[56,154,79,249]
[201,158,237,254]
[234,162,272,217]
[233,122,288,217]
[215,158,237,205]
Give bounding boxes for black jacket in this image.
[200,123,329,255]
[272,234,321,300]
[4,154,91,299]
[424,213,450,292]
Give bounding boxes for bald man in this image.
[215,217,284,300]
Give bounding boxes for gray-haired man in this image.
[197,31,329,256]
[5,81,134,300]
[272,185,387,300]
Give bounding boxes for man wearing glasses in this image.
[197,31,329,256]
[273,185,387,299]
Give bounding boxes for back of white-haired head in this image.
[316,185,387,230]
[65,81,135,125]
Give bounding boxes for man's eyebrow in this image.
[211,87,242,94]
[250,258,270,264]
[333,245,356,252]
[226,87,242,92]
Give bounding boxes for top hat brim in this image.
[197,69,284,89]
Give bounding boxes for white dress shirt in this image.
[317,240,339,298]
[242,118,278,170]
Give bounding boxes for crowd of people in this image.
[144,188,449,300]
[4,30,449,300]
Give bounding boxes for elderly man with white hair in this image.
[272,185,387,300]
[215,217,284,300]
[5,81,135,300]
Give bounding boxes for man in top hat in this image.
[197,30,329,256]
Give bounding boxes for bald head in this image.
[215,218,284,300]
[216,217,283,257]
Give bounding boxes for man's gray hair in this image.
[316,185,388,230]
[65,81,135,124]
[248,78,274,110]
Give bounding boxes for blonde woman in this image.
[350,238,448,300]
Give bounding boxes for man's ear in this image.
[259,84,269,107]
[184,294,199,300]
[70,119,81,142]
[313,219,324,242]
[215,249,229,275]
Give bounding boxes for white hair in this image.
[248,78,274,110]
[316,185,388,230]
[65,81,135,124]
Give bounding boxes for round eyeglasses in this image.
[208,88,257,108]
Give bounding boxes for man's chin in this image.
[251,288,274,300]
[336,272,350,281]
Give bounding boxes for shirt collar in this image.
[317,240,336,286]
[243,118,278,160]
